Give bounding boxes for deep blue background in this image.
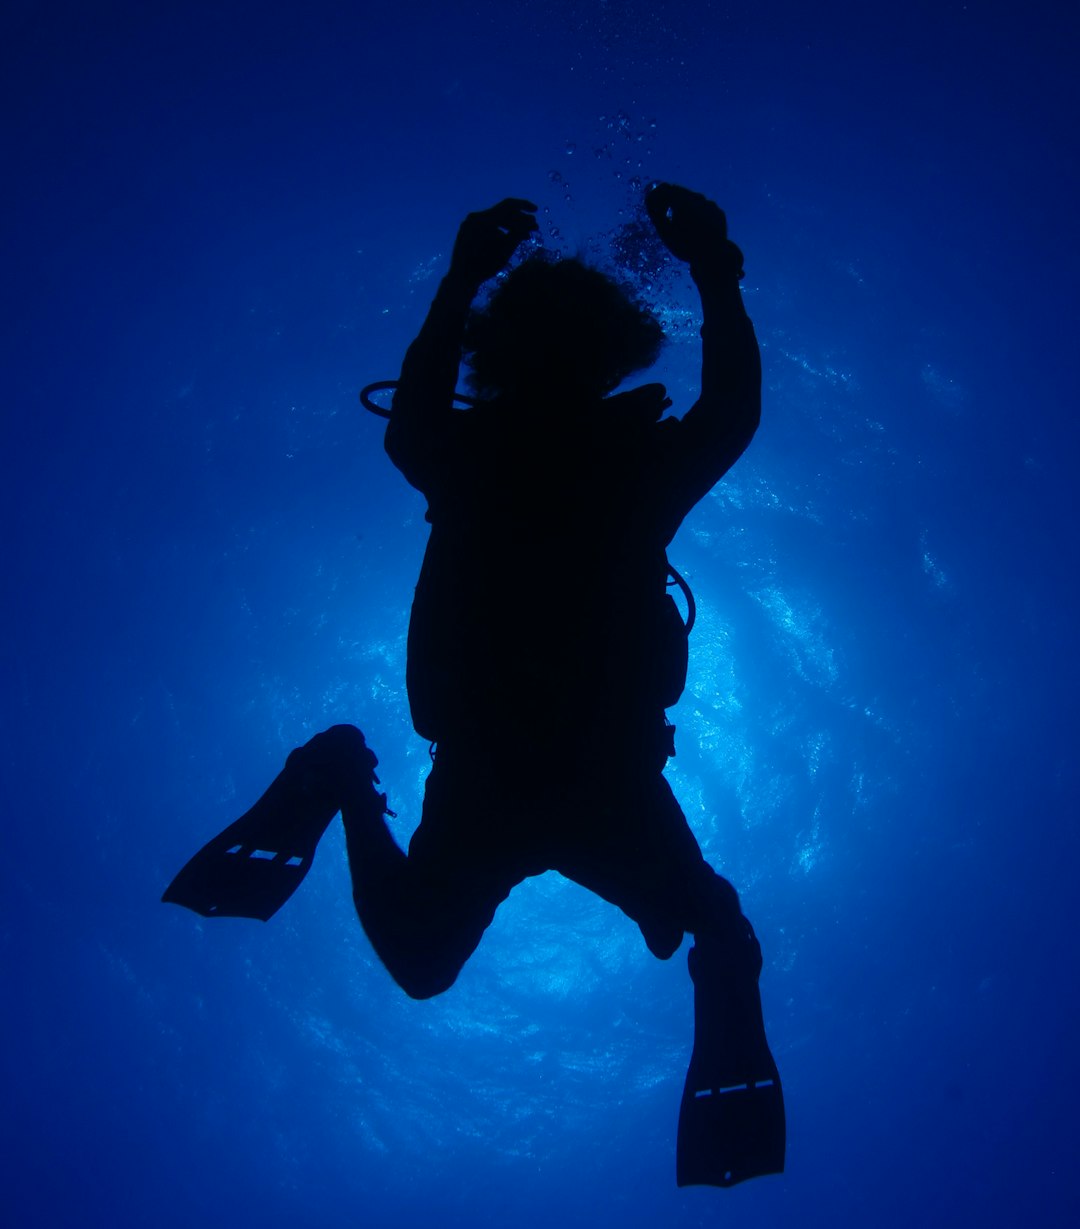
[3,2,1077,1225]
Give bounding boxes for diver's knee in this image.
[396,963,461,1001]
[640,920,684,961]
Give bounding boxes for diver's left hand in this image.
[448,198,539,288]
[645,183,743,278]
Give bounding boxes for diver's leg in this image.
[163,722,512,997]
[552,768,784,1187]
[677,868,785,1188]
[342,744,523,1000]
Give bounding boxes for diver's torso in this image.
[407,400,682,741]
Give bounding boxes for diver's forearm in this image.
[389,275,476,432]
[386,274,478,466]
[694,266,761,441]
[396,275,476,398]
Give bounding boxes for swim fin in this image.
[162,725,379,922]
[676,925,785,1187]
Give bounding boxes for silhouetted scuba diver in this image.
[164,183,785,1188]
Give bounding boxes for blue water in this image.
[4,2,1077,1225]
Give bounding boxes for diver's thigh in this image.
[359,755,529,997]
[405,748,535,926]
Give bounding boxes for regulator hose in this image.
[360,380,477,419]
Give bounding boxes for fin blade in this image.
[162,788,339,922]
[677,1073,785,1187]
[162,829,319,922]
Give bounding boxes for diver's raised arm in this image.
[645,183,761,501]
[385,199,538,486]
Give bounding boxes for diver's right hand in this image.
[448,198,539,289]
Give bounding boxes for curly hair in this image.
[463,254,665,401]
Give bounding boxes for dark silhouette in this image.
[164,183,784,1187]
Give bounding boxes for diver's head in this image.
[463,254,665,403]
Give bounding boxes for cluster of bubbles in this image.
[537,109,660,242]
[536,109,690,313]
[542,169,574,243]
[591,109,658,182]
[557,110,659,171]
[608,216,673,289]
